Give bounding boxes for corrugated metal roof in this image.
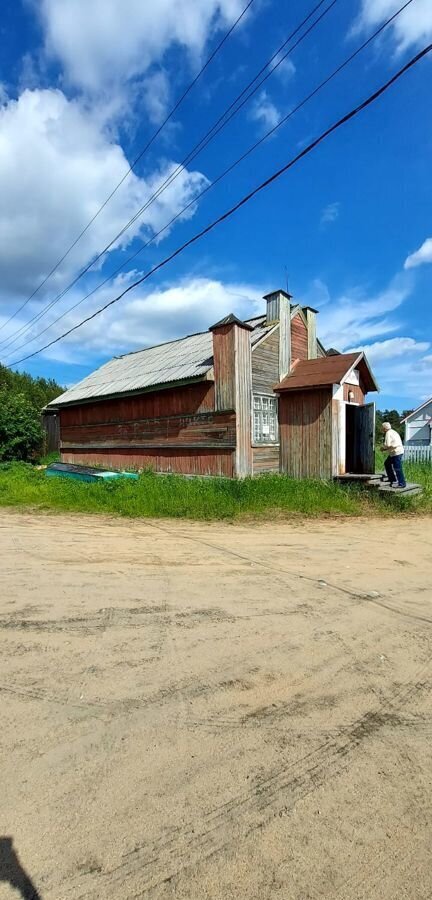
[274,352,378,393]
[51,316,272,406]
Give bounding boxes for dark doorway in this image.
[345,403,375,474]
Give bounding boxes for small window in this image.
[253,394,278,444]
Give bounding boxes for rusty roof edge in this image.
[49,373,212,408]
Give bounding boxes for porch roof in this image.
[274,352,378,393]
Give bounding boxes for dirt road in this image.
[1,510,431,900]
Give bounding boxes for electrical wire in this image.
[9,40,431,368]
[0,0,257,334]
[2,0,415,363]
[0,0,338,354]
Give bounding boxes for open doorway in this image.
[345,403,375,474]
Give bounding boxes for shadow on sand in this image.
[0,837,41,899]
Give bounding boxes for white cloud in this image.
[249,90,281,133]
[304,273,431,403]
[0,89,208,305]
[320,202,340,227]
[39,0,248,94]
[269,51,296,83]
[350,336,430,361]
[359,340,432,402]
[12,276,264,365]
[316,276,411,349]
[353,0,432,52]
[141,70,171,125]
[404,237,432,269]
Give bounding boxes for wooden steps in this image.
[336,473,423,497]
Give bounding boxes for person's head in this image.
[382,422,391,433]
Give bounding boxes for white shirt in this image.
[384,428,404,456]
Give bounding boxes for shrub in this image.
[0,392,44,462]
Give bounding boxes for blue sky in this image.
[0,0,431,409]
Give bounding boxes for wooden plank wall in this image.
[212,325,235,411]
[61,447,234,477]
[343,383,365,405]
[279,388,333,479]
[61,410,236,450]
[235,325,253,477]
[42,413,60,452]
[58,381,237,476]
[253,446,279,475]
[252,329,279,393]
[60,381,215,426]
[291,314,308,361]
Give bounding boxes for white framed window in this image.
[253,394,278,444]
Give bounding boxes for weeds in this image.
[0,461,430,521]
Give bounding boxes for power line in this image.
[9,40,431,368]
[0,0,337,354]
[2,0,415,362]
[0,0,256,336]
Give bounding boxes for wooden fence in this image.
[404,445,432,464]
[42,412,60,453]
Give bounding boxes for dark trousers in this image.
[384,454,406,487]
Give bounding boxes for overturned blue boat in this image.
[46,462,139,483]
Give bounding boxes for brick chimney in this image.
[263,289,292,380]
[209,313,253,477]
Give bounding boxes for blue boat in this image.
[46,463,139,483]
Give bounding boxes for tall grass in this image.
[0,462,430,521]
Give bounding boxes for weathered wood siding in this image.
[291,314,308,361]
[235,324,253,478]
[279,388,333,479]
[58,381,236,476]
[61,447,234,477]
[212,324,235,412]
[42,412,60,452]
[252,329,279,393]
[59,381,215,426]
[60,410,236,450]
[306,309,317,359]
[253,446,279,474]
[343,383,365,405]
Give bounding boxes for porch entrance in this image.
[345,402,375,474]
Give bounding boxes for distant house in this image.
[402,398,432,447]
[48,289,378,479]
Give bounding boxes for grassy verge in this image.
[0,461,430,521]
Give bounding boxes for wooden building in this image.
[275,353,378,478]
[402,398,432,447]
[49,289,378,479]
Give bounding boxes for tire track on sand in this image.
[61,665,431,900]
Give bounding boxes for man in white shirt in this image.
[381,422,406,488]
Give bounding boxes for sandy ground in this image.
[1,510,432,900]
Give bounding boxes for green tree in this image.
[0,364,64,462]
[0,392,44,461]
[375,408,408,443]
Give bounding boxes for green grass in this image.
[37,450,60,466]
[0,461,430,521]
